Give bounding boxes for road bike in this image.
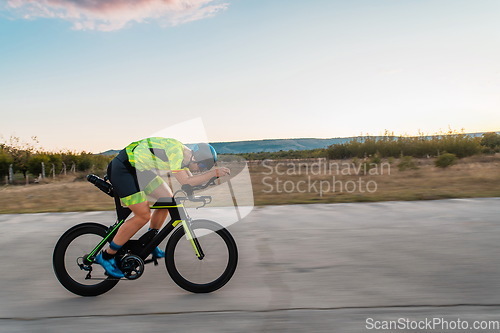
[53,175,238,296]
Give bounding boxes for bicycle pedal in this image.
[145,256,160,265]
[144,258,159,265]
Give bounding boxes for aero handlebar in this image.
[180,177,218,198]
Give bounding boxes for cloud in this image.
[5,0,229,31]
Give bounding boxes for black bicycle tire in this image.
[165,219,238,293]
[53,223,119,297]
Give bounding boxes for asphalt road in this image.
[1,198,500,332]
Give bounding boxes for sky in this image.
[1,0,499,153]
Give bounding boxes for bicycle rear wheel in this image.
[53,223,119,296]
[165,219,238,293]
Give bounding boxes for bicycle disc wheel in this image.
[165,219,238,293]
[53,223,119,296]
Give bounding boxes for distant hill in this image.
[210,138,354,154]
[99,132,494,155]
[100,149,121,155]
[99,138,353,155]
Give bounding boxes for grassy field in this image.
[0,155,499,214]
[251,154,500,205]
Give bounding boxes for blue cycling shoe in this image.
[152,247,165,259]
[95,252,125,278]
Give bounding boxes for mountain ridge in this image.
[99,137,353,155]
[99,132,494,155]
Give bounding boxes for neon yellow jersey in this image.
[125,137,187,172]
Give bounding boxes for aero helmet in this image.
[192,143,217,171]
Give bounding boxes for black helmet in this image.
[191,143,217,171]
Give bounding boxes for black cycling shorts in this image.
[107,150,161,206]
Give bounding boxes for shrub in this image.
[326,144,350,159]
[370,153,382,165]
[48,154,63,173]
[435,153,457,168]
[326,131,482,159]
[27,154,51,176]
[398,156,418,171]
[480,132,500,149]
[242,148,327,161]
[481,146,497,155]
[77,153,94,171]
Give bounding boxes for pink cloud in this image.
[5,0,229,31]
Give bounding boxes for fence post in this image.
[70,162,76,174]
[8,164,13,184]
[51,163,56,179]
[41,162,46,179]
[61,162,67,176]
[4,176,7,185]
[25,174,29,185]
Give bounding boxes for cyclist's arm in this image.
[172,168,219,186]
[169,143,229,185]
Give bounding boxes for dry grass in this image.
[250,154,500,205]
[0,176,115,214]
[0,155,499,213]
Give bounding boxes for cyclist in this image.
[95,137,230,278]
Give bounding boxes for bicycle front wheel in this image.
[165,219,238,293]
[53,223,119,296]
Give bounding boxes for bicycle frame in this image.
[84,193,204,265]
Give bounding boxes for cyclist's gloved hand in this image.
[214,167,230,178]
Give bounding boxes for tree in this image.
[48,153,63,174]
[5,136,39,178]
[0,148,13,178]
[480,132,500,149]
[77,152,93,171]
[27,154,50,177]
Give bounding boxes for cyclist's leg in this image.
[149,181,173,229]
[147,180,173,258]
[97,154,151,277]
[105,156,152,255]
[108,201,151,254]
[95,201,150,278]
[151,209,169,229]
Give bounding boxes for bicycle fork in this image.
[173,219,205,260]
[168,203,205,260]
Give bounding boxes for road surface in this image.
[1,198,500,332]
